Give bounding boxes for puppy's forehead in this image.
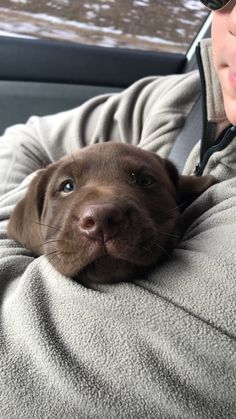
[59,143,163,174]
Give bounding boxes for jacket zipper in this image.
[195,125,236,175]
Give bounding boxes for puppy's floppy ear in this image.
[7,165,56,255]
[177,173,215,209]
[164,159,215,210]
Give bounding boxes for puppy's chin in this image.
[74,255,148,285]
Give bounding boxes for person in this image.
[0,1,235,417]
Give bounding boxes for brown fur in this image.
[7,143,215,284]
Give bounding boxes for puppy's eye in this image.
[60,180,76,194]
[137,175,156,187]
[130,173,156,187]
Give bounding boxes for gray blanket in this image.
[0,171,236,418]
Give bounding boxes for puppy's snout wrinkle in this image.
[78,202,125,242]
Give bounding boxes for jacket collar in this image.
[199,39,229,135]
[195,39,235,175]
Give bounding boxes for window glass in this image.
[0,0,209,54]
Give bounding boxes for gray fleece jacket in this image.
[0,38,235,418]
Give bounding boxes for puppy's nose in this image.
[78,203,124,241]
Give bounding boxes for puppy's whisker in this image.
[166,202,187,213]
[154,243,171,258]
[150,237,171,258]
[29,219,63,232]
[42,256,57,276]
[41,250,60,276]
[40,239,66,246]
[115,238,153,255]
[46,252,64,272]
[45,250,60,259]
[127,240,168,258]
[155,230,179,239]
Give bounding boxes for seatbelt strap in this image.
[168,94,202,173]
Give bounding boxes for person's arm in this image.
[0,71,200,202]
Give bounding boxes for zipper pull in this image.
[195,125,236,176]
[194,163,202,176]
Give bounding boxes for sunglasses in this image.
[200,0,233,10]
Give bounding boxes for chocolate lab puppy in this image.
[8,143,214,284]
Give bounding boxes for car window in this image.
[0,0,209,54]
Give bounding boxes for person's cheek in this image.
[211,12,236,124]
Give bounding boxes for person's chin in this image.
[223,95,236,125]
[219,70,236,124]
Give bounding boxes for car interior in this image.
[0,11,211,170]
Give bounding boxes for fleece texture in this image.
[0,39,235,418]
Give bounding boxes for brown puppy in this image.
[8,143,214,284]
